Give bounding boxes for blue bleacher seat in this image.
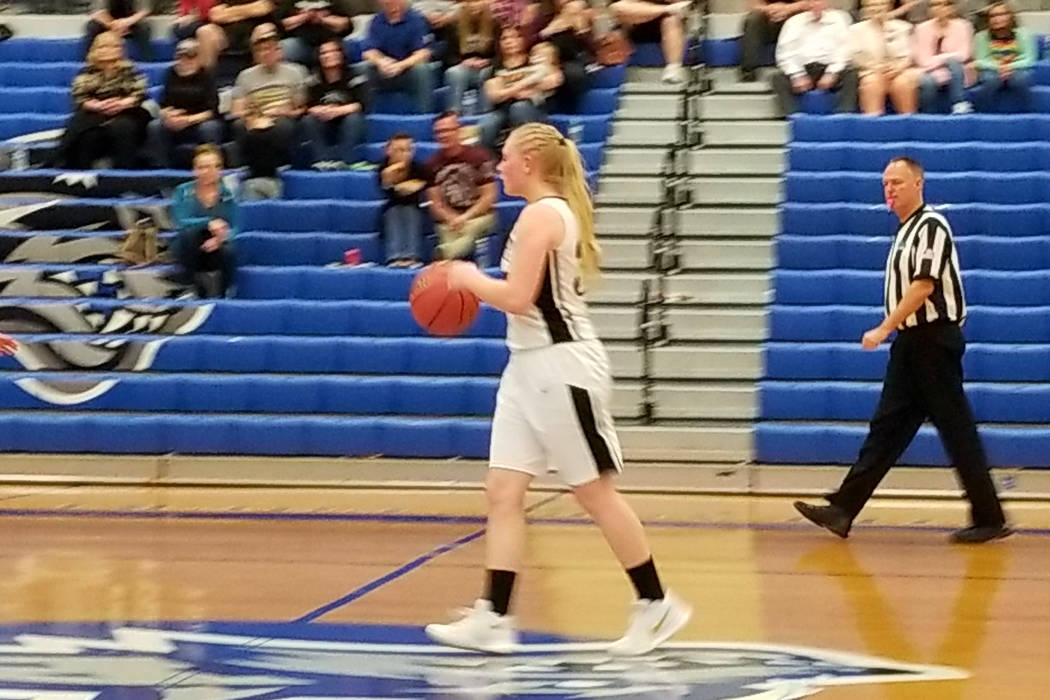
[358,140,604,171]
[0,114,67,140]
[577,88,620,114]
[775,269,1050,306]
[768,304,1050,343]
[765,342,1050,382]
[776,235,1050,271]
[780,203,1050,237]
[756,423,1050,467]
[790,114,1050,142]
[0,371,501,416]
[0,297,508,337]
[281,171,383,200]
[0,411,492,457]
[588,64,627,89]
[760,381,1050,423]
[236,232,383,266]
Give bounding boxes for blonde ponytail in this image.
[509,122,602,283]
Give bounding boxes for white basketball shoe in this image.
[608,589,693,656]
[425,599,518,654]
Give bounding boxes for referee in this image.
[794,157,1011,544]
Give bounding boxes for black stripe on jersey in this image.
[536,253,572,343]
[888,209,925,318]
[923,221,950,323]
[549,248,578,340]
[569,386,617,473]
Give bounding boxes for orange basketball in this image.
[409,264,480,336]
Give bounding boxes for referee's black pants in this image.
[827,322,1006,528]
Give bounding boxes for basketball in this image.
[409,264,480,336]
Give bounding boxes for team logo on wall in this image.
[0,193,210,405]
[0,622,965,699]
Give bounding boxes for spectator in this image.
[414,0,460,62]
[492,0,532,27]
[914,0,973,113]
[480,33,563,149]
[532,0,593,112]
[84,0,152,62]
[230,23,309,188]
[173,0,227,68]
[208,0,277,67]
[379,132,427,267]
[974,1,1035,112]
[303,40,366,168]
[172,144,238,298]
[362,0,434,113]
[54,31,150,169]
[850,0,917,115]
[739,0,805,82]
[277,0,354,67]
[850,0,924,22]
[426,111,498,266]
[610,0,690,83]
[771,0,857,115]
[147,39,223,168]
[444,0,496,113]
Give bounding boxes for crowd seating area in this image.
[0,35,638,456]
[706,35,1050,113]
[759,113,1050,468]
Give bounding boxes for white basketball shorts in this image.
[489,339,624,486]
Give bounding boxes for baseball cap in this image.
[250,23,280,45]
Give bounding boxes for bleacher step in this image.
[693,176,782,205]
[595,175,781,206]
[603,303,767,345]
[618,93,779,121]
[665,310,768,343]
[595,206,778,237]
[609,120,679,147]
[602,238,774,270]
[691,148,784,175]
[619,424,753,462]
[593,272,770,305]
[617,382,757,420]
[602,146,783,176]
[700,94,780,120]
[653,345,763,380]
[703,120,788,147]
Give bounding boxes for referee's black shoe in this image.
[793,501,852,539]
[949,525,1014,544]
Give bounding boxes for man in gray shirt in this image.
[231,23,309,189]
[84,0,152,61]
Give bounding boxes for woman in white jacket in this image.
[851,0,918,114]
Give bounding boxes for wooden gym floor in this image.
[0,484,1047,698]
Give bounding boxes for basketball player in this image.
[0,335,15,355]
[424,122,692,656]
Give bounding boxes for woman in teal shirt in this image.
[172,143,239,297]
[974,2,1036,112]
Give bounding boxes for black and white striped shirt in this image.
[884,204,966,329]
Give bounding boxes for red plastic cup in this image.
[344,248,361,265]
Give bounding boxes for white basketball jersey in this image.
[500,197,598,352]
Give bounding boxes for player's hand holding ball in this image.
[410,262,481,336]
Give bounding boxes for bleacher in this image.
[759,114,1050,468]
[0,34,639,456]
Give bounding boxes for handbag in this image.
[119,217,159,265]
